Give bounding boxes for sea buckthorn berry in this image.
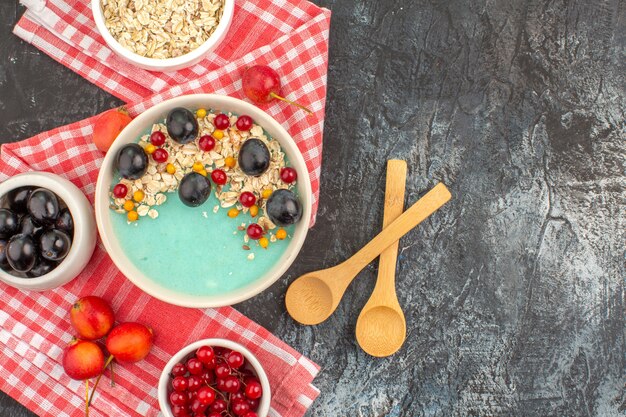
[214,113,230,130]
[236,115,253,131]
[198,135,216,152]
[113,183,128,198]
[261,188,273,200]
[133,190,145,202]
[166,163,176,174]
[145,143,156,154]
[150,131,166,146]
[227,208,240,218]
[224,156,236,168]
[239,192,256,208]
[196,108,207,118]
[123,200,135,211]
[193,162,204,172]
[153,148,169,163]
[280,167,297,184]
[199,169,208,177]
[247,224,263,240]
[127,211,138,222]
[259,237,269,249]
[211,169,227,185]
[249,205,259,217]
[212,129,224,140]
[276,228,287,240]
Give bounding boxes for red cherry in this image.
[244,381,263,400]
[215,363,230,379]
[196,345,215,365]
[172,376,188,392]
[231,399,250,416]
[211,169,227,186]
[242,65,312,114]
[196,386,216,406]
[236,115,253,131]
[187,375,202,391]
[226,351,244,369]
[239,192,256,208]
[247,224,264,240]
[150,131,166,146]
[170,391,188,406]
[153,148,169,163]
[280,167,297,184]
[113,183,128,198]
[214,114,230,130]
[198,135,216,152]
[171,363,187,377]
[210,399,227,413]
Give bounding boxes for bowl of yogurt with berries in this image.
[95,94,311,308]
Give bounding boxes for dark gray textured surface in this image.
[1,0,625,416]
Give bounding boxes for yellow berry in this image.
[198,169,208,177]
[276,228,287,240]
[213,129,224,140]
[166,163,176,174]
[227,208,240,218]
[127,211,139,222]
[262,188,273,199]
[196,108,207,118]
[224,156,236,168]
[193,162,204,172]
[249,205,259,217]
[145,144,156,154]
[133,190,145,202]
[259,237,269,249]
[123,200,135,211]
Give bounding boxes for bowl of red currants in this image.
[158,338,271,417]
[0,172,97,291]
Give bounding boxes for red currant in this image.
[201,370,215,385]
[186,357,203,375]
[210,399,227,413]
[112,183,128,198]
[150,131,166,146]
[215,363,230,379]
[171,405,189,417]
[172,376,188,392]
[196,386,216,406]
[196,345,215,365]
[170,391,188,406]
[243,412,258,417]
[231,399,250,416]
[190,398,207,414]
[171,363,187,377]
[226,351,244,369]
[247,224,264,240]
[236,115,253,131]
[198,135,216,152]
[211,169,227,185]
[247,398,259,411]
[207,413,222,417]
[239,191,256,208]
[231,392,246,402]
[280,167,297,183]
[153,148,169,163]
[222,375,241,393]
[214,113,230,130]
[244,381,263,400]
[187,375,202,391]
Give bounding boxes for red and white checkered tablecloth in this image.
[0,0,331,416]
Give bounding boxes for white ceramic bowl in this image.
[0,172,98,291]
[95,94,312,307]
[158,338,271,417]
[91,0,234,72]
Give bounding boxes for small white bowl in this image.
[0,172,98,291]
[158,338,271,417]
[95,94,312,307]
[91,0,235,72]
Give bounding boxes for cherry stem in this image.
[269,92,313,115]
[85,379,89,417]
[88,355,114,406]
[109,361,116,387]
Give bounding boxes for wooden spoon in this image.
[285,182,451,325]
[355,160,407,357]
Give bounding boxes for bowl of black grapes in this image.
[0,172,97,291]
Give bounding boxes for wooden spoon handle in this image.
[343,183,451,276]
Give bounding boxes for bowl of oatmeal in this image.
[94,94,311,307]
[92,0,234,71]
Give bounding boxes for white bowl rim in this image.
[91,0,235,70]
[95,94,312,308]
[0,172,96,289]
[158,338,271,417]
